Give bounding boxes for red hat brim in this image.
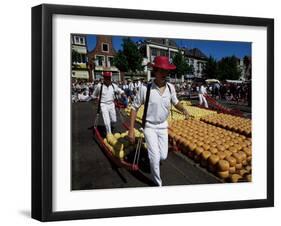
[148,62,176,71]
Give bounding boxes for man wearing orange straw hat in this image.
[92,71,126,135]
[128,56,189,186]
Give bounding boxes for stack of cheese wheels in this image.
[125,103,216,123]
[168,119,252,182]
[104,129,147,160]
[169,105,217,121]
[201,113,252,137]
[124,105,144,124]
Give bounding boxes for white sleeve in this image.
[170,84,179,106]
[131,86,146,111]
[115,85,124,95]
[92,84,101,98]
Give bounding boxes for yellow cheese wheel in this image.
[225,156,237,167]
[217,151,226,160]
[110,139,118,146]
[114,142,124,152]
[201,151,212,160]
[228,146,238,153]
[229,166,236,174]
[239,169,248,177]
[243,147,252,156]
[208,154,220,166]
[217,160,230,171]
[224,150,232,158]
[231,174,242,183]
[189,143,197,151]
[245,165,252,173]
[236,163,243,170]
[238,151,247,161]
[217,171,229,179]
[114,133,121,139]
[106,133,114,141]
[195,146,204,156]
[217,145,225,152]
[115,150,125,159]
[202,144,210,151]
[246,174,252,182]
[247,156,252,164]
[242,160,248,166]
[209,147,218,154]
[120,132,128,138]
[233,152,243,164]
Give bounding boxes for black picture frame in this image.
[32,3,274,222]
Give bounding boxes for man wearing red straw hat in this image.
[92,71,126,135]
[128,56,190,186]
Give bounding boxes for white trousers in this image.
[199,94,208,108]
[100,102,117,134]
[144,127,168,186]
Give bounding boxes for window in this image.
[81,54,86,63]
[160,49,168,56]
[96,55,105,66]
[75,36,79,44]
[102,43,109,52]
[79,37,84,45]
[151,48,157,56]
[108,56,114,67]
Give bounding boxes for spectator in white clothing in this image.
[198,82,209,108]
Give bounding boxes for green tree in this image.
[113,51,129,72]
[113,38,143,80]
[217,55,241,80]
[203,56,218,79]
[171,51,189,80]
[123,38,143,72]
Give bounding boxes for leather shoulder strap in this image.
[142,83,152,129]
[97,84,103,114]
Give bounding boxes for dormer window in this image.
[102,43,109,52]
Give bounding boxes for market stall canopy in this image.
[205,79,221,83]
[225,79,244,84]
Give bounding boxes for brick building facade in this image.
[87,35,120,81]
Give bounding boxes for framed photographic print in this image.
[32,4,274,221]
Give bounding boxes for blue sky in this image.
[86,35,251,60]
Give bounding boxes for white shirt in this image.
[78,93,89,101]
[122,84,129,90]
[131,81,179,128]
[199,85,207,95]
[128,82,136,91]
[93,83,124,104]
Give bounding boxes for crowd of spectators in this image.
[72,78,251,106]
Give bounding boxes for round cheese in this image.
[217,160,230,171]
[201,151,211,160]
[225,156,237,167]
[231,174,242,183]
[217,171,229,179]
[208,154,220,166]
